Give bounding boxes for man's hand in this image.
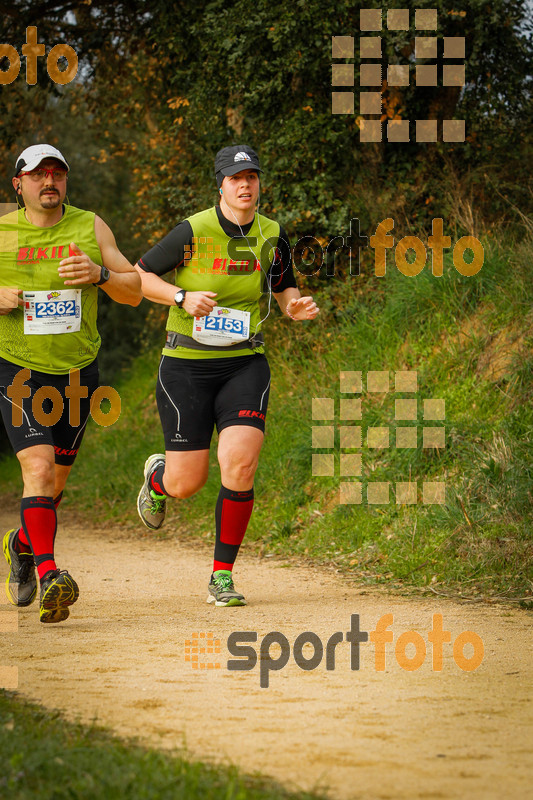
[286,296,319,321]
[0,287,23,315]
[58,242,101,285]
[182,291,218,317]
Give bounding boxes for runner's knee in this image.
[163,473,207,499]
[19,454,55,492]
[219,451,258,485]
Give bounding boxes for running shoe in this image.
[137,453,167,530]
[39,569,79,624]
[207,570,246,607]
[3,529,37,607]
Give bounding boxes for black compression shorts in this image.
[156,354,271,451]
[0,356,99,465]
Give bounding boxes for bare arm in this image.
[273,287,319,320]
[57,216,142,307]
[134,263,217,317]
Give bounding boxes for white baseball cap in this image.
[14,144,69,176]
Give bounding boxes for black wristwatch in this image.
[94,265,110,286]
[174,289,186,307]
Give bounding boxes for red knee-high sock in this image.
[213,485,254,572]
[20,497,57,579]
[16,492,62,554]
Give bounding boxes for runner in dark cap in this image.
[136,144,319,606]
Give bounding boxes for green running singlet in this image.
[0,205,103,374]
[163,207,280,360]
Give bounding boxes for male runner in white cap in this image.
[1,143,142,623]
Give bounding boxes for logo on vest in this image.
[185,235,262,275]
[17,245,68,264]
[192,257,260,275]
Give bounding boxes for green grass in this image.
[1,237,532,601]
[0,691,324,800]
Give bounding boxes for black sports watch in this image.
[94,265,110,286]
[174,289,186,307]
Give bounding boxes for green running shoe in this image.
[39,569,79,624]
[137,453,167,530]
[3,528,37,607]
[207,570,246,607]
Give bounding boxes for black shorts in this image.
[156,354,271,451]
[0,356,99,466]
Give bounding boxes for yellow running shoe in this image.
[3,529,37,607]
[39,569,79,624]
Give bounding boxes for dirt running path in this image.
[1,509,531,799]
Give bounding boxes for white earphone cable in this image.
[222,180,277,332]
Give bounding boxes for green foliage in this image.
[132,0,533,238]
[1,0,532,240]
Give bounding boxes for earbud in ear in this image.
[219,189,223,195]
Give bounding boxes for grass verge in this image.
[0,691,324,800]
